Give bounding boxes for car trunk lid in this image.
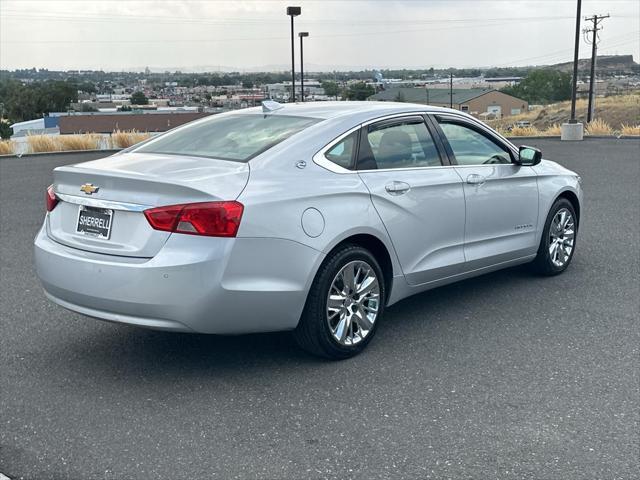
[47,152,250,257]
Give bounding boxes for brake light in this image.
[46,185,59,212]
[144,201,244,237]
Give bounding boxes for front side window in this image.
[438,121,512,165]
[358,120,441,170]
[135,114,320,162]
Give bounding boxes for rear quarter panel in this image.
[237,159,400,266]
[237,130,405,306]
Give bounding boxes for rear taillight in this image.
[144,201,244,237]
[46,185,59,212]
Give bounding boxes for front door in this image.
[433,115,539,269]
[356,115,466,286]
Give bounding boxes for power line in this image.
[0,11,575,26]
[0,18,577,44]
[489,31,638,67]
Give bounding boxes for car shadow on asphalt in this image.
[43,264,538,377]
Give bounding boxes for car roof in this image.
[233,101,460,122]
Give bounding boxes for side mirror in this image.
[517,145,542,166]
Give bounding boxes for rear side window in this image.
[135,114,320,162]
[325,131,358,169]
[358,119,442,170]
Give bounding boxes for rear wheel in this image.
[294,244,385,359]
[532,198,578,275]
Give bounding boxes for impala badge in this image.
[80,183,99,195]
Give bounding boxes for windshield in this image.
[134,114,320,162]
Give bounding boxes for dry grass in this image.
[508,126,541,137]
[111,130,151,148]
[0,140,15,155]
[585,119,614,136]
[27,133,103,153]
[497,124,562,137]
[620,124,640,136]
[27,134,59,153]
[57,134,101,151]
[542,123,562,136]
[498,122,574,137]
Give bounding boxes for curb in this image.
[507,135,640,140]
[0,148,121,159]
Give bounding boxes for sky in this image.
[0,0,638,72]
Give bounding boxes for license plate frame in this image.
[76,205,113,240]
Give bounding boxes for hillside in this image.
[550,55,638,74]
[488,94,640,133]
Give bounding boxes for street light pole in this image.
[286,6,301,103]
[299,32,309,102]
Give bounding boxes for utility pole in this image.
[449,72,453,108]
[584,13,609,123]
[569,0,582,123]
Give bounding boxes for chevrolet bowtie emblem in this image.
[80,183,99,195]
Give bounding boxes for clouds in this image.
[1,0,638,71]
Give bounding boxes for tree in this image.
[501,70,572,104]
[78,103,98,112]
[77,82,96,94]
[346,82,375,101]
[0,120,12,140]
[321,81,340,99]
[130,91,148,105]
[0,79,78,122]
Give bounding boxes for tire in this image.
[293,244,386,360]
[531,197,578,276]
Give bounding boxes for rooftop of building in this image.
[369,87,501,104]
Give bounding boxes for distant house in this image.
[10,118,60,139]
[368,87,528,118]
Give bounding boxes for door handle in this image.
[466,174,486,185]
[385,181,411,195]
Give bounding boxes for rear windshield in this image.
[134,114,320,162]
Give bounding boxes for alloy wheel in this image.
[549,208,575,267]
[326,260,380,346]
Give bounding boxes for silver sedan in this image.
[34,102,583,358]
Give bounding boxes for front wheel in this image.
[531,198,578,275]
[294,244,386,359]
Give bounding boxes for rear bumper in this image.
[34,224,324,334]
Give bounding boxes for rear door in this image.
[431,114,539,268]
[356,115,466,286]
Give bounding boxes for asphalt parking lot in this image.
[0,138,638,480]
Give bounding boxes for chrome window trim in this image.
[312,110,519,174]
[358,164,453,173]
[449,163,521,169]
[313,111,446,174]
[312,124,362,174]
[56,193,152,212]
